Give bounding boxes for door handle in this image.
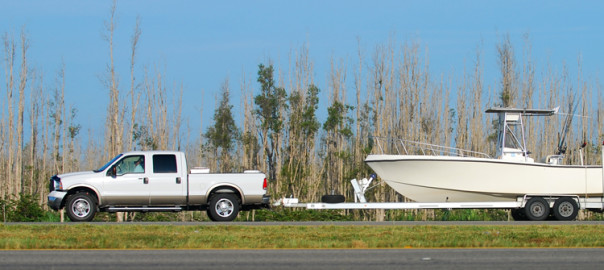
[140,177,149,184]
[176,177,181,184]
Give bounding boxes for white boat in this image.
[365,108,604,204]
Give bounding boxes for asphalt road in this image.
[2,248,604,270]
[10,220,604,226]
[3,221,604,269]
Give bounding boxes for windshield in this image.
[94,154,123,172]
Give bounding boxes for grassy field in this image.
[1,224,604,249]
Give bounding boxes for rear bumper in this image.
[47,191,67,211]
[242,195,271,210]
[262,194,271,205]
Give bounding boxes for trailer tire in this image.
[553,197,579,221]
[65,192,97,222]
[524,197,550,221]
[321,195,345,203]
[208,194,240,222]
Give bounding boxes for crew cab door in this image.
[102,154,150,205]
[148,154,186,205]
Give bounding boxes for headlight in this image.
[49,175,62,191]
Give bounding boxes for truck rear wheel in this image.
[208,194,240,222]
[65,192,97,222]
[553,197,579,221]
[206,209,216,221]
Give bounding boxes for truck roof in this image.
[120,150,184,156]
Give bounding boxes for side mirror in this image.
[107,166,117,178]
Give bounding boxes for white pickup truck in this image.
[47,151,269,222]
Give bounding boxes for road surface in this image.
[2,248,603,270]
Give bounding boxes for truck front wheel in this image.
[65,192,97,222]
[208,193,240,222]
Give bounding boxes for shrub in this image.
[0,194,52,222]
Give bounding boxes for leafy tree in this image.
[322,100,354,194]
[254,64,287,183]
[132,124,157,150]
[301,85,321,137]
[281,84,321,197]
[323,101,354,138]
[205,79,240,172]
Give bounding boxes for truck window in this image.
[115,155,145,175]
[153,154,178,173]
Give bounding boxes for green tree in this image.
[205,79,240,172]
[254,63,287,184]
[301,85,321,138]
[281,84,321,198]
[322,100,354,194]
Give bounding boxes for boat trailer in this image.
[277,174,604,221]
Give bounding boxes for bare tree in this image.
[127,17,142,151]
[103,0,123,159]
[497,34,517,107]
[3,32,16,199]
[14,29,28,195]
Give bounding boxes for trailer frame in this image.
[277,175,604,221]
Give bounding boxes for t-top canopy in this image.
[485,107,558,116]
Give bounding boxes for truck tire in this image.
[553,197,579,221]
[206,209,216,221]
[65,192,97,222]
[524,197,550,221]
[208,193,240,222]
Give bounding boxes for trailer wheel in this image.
[524,197,550,221]
[321,195,345,203]
[553,197,578,221]
[65,192,97,222]
[208,194,240,222]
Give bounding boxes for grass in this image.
[1,224,604,249]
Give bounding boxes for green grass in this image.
[1,224,604,249]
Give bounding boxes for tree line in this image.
[1,4,603,221]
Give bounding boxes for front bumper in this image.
[47,191,67,211]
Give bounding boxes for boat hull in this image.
[365,155,604,202]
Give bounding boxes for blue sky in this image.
[1,1,602,144]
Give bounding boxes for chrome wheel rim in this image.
[215,198,234,217]
[72,198,91,218]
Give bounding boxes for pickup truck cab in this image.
[48,151,269,222]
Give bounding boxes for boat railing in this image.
[372,137,492,159]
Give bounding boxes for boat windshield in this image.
[94,154,123,172]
